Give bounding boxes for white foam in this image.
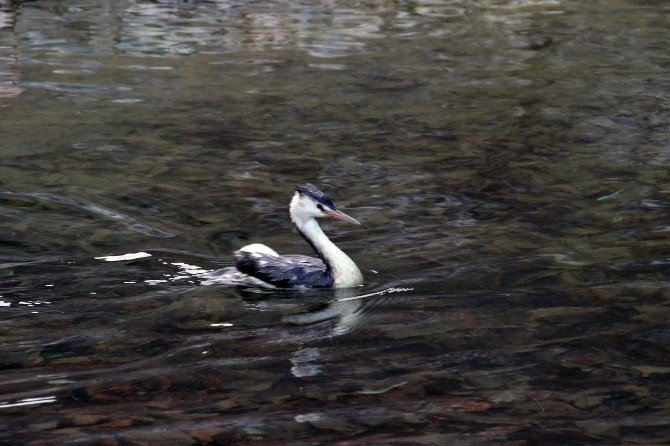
[171,262,209,276]
[95,252,152,262]
[144,279,168,285]
[0,396,57,408]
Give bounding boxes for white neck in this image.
[290,208,363,289]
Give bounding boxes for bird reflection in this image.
[281,288,364,336]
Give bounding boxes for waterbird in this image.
[214,184,363,289]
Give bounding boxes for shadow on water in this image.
[2,0,670,444]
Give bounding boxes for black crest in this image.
[295,183,336,210]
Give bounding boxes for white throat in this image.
[290,198,363,288]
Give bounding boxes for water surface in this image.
[1,0,670,444]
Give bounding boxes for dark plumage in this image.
[295,183,336,210]
[234,252,333,288]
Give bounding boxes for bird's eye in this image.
[316,204,324,211]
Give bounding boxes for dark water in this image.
[2,0,670,444]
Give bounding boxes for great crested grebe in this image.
[213,184,363,289]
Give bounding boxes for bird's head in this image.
[290,183,360,225]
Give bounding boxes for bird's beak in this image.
[326,209,361,225]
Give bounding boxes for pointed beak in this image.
[325,209,361,225]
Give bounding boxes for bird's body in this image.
[212,184,363,289]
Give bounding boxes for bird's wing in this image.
[234,251,333,288]
[281,254,327,268]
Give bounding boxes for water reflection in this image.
[2,0,670,444]
[290,347,321,377]
[0,22,21,103]
[18,0,389,60]
[0,0,16,30]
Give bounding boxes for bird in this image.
[210,184,363,289]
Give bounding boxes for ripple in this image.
[332,11,384,39]
[52,69,95,75]
[0,64,22,100]
[0,82,22,98]
[414,6,466,18]
[0,7,16,30]
[290,348,322,377]
[307,63,346,70]
[3,192,175,238]
[120,64,174,71]
[480,0,562,9]
[111,98,143,104]
[20,81,111,93]
[303,37,368,59]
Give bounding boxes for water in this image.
[1,0,670,444]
